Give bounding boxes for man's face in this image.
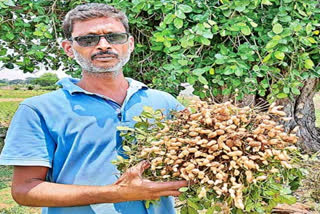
[66,17,134,74]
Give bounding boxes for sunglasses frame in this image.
[69,32,130,47]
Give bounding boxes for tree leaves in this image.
[241,26,251,35]
[178,4,193,13]
[273,23,283,34]
[0,0,319,103]
[305,59,314,69]
[274,51,285,60]
[174,18,183,29]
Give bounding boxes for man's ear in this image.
[61,40,74,58]
[128,36,134,53]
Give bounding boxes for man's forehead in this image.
[72,17,126,36]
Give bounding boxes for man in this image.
[0,3,187,214]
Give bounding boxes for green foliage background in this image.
[30,73,59,86]
[0,0,319,100]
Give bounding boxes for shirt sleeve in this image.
[162,92,185,115]
[0,104,56,167]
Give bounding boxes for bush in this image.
[30,73,59,87]
[27,85,34,90]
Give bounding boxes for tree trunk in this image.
[278,78,320,152]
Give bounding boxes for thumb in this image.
[135,160,150,177]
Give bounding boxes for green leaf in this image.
[280,195,296,205]
[203,22,211,28]
[306,23,312,35]
[164,14,175,24]
[274,51,285,60]
[263,53,272,63]
[163,40,171,47]
[4,0,15,6]
[33,31,43,37]
[198,76,208,85]
[283,87,290,94]
[250,22,258,27]
[200,37,210,45]
[145,200,153,209]
[0,2,8,8]
[179,187,189,192]
[208,20,216,25]
[304,59,314,69]
[44,32,53,39]
[117,126,135,131]
[206,207,214,214]
[266,40,278,49]
[262,0,273,5]
[241,26,251,35]
[277,93,288,99]
[178,4,193,13]
[245,199,255,211]
[280,187,292,195]
[178,60,188,66]
[193,68,207,75]
[300,37,312,46]
[5,32,14,40]
[273,23,283,34]
[187,199,200,210]
[235,68,243,77]
[174,18,183,29]
[291,87,300,95]
[176,10,186,19]
[307,37,317,44]
[188,207,198,214]
[123,146,131,152]
[180,206,188,214]
[297,9,307,17]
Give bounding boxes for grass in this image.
[0,90,46,213]
[0,152,41,214]
[0,89,48,99]
[0,102,20,127]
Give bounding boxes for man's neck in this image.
[77,70,129,105]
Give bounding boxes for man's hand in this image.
[114,161,188,201]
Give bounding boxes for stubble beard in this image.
[72,48,131,77]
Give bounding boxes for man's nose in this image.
[96,36,112,50]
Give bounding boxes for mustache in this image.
[91,51,118,60]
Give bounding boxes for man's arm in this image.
[12,161,187,207]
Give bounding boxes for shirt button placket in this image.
[116,108,122,120]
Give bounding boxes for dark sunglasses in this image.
[69,33,130,47]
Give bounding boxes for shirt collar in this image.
[56,77,148,96]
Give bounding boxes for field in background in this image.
[0,89,47,213]
[0,89,49,99]
[0,89,319,213]
[0,90,49,127]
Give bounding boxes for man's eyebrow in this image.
[77,31,126,36]
[77,32,99,36]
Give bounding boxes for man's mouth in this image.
[93,55,117,61]
[92,51,119,60]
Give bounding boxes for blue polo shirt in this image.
[0,77,184,214]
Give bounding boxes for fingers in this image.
[147,180,188,192]
[158,190,182,197]
[147,190,182,201]
[135,160,150,177]
[125,160,150,178]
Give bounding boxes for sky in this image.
[0,66,70,80]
